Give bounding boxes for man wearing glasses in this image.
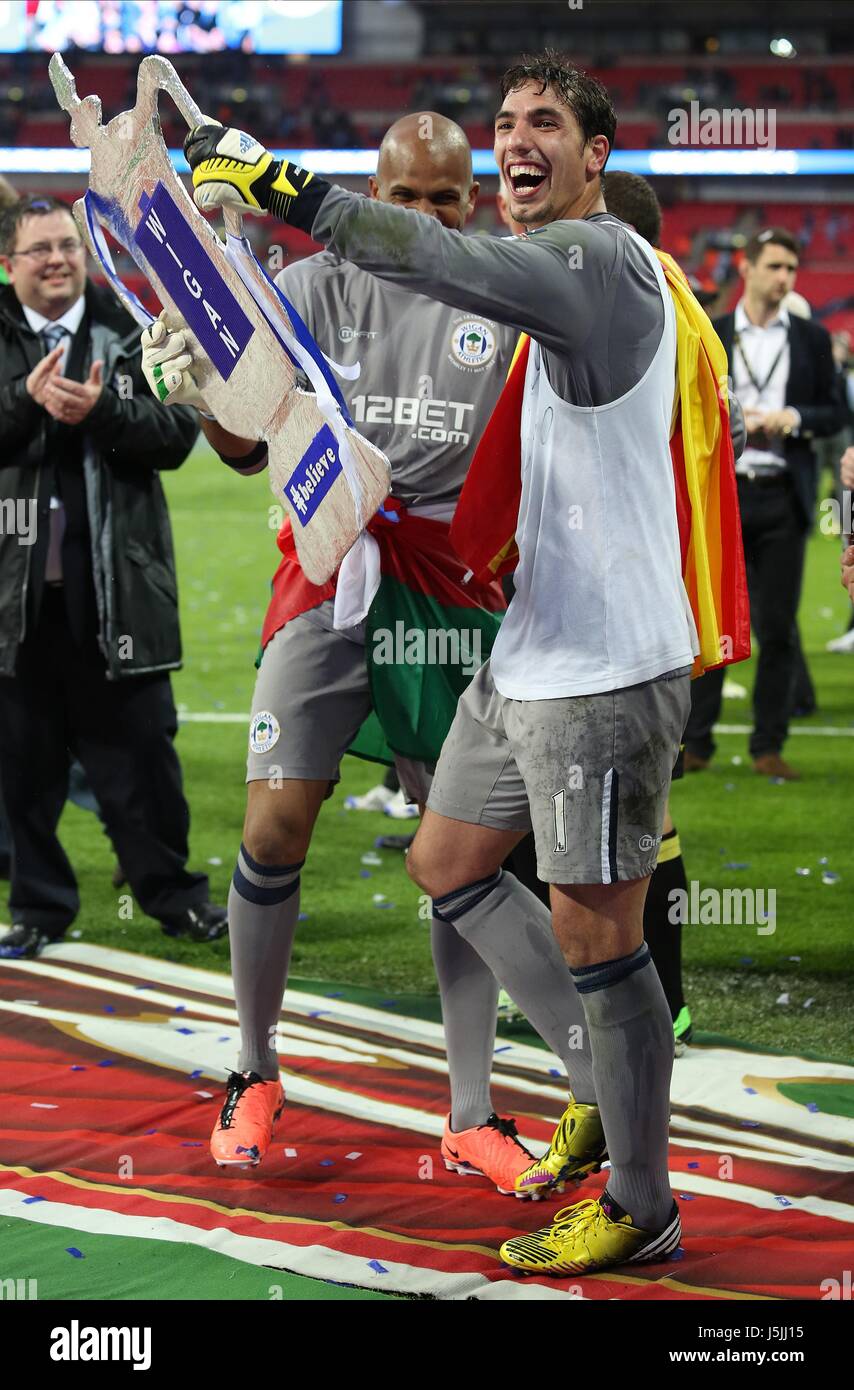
[0,195,227,958]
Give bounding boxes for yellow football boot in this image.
[500,1192,682,1275]
[514,1097,607,1198]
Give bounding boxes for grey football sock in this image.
[433,870,596,1104]
[571,943,674,1229]
[431,916,498,1131]
[228,842,303,1081]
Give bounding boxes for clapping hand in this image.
[42,360,104,425]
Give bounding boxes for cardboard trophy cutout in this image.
[49,53,391,585]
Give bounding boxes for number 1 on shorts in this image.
[552,789,567,854]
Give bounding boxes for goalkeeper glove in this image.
[183,124,328,234]
[141,310,210,412]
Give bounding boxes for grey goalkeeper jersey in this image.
[310,191,666,409]
[307,190,746,455]
[274,249,516,506]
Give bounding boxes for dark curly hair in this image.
[499,48,617,165]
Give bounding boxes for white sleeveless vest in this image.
[490,226,698,700]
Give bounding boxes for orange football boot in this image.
[441,1112,540,1198]
[210,1070,285,1168]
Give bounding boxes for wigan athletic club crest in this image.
[449,319,497,372]
[249,711,281,754]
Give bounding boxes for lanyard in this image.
[734,328,788,398]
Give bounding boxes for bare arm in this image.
[199,414,268,474]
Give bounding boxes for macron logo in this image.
[50,1320,151,1371]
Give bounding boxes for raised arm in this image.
[182,124,619,358]
[311,188,613,356]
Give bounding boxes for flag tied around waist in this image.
[261,505,506,763]
[449,249,750,678]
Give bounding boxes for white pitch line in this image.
[175,712,854,737]
[178,712,248,723]
[716,723,854,737]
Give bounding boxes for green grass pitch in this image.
[9,442,851,1061]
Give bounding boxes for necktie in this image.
[42,322,69,369]
[41,324,70,586]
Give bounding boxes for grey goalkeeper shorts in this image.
[426,660,691,884]
[245,599,433,805]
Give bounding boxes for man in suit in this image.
[0,194,227,957]
[684,227,844,780]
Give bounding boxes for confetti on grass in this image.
[66,1248,84,1259]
